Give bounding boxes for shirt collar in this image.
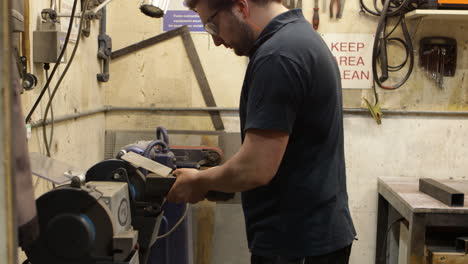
[249,9,305,57]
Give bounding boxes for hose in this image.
[156,126,169,145]
[365,0,415,90]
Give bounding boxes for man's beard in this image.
[230,16,256,56]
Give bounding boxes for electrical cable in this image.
[42,64,54,157]
[155,203,190,240]
[25,0,78,123]
[386,38,409,72]
[41,0,91,155]
[360,0,418,90]
[368,0,414,90]
[374,15,414,89]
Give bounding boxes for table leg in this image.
[376,194,389,264]
[388,206,402,264]
[407,214,426,264]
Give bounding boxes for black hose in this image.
[387,37,409,72]
[370,0,414,90]
[143,140,168,158]
[157,126,169,145]
[372,15,414,89]
[41,0,91,154]
[43,65,54,157]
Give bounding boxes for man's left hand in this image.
[167,168,208,204]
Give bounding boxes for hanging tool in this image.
[419,37,457,90]
[297,0,303,8]
[97,7,112,82]
[329,0,342,18]
[14,48,37,92]
[363,83,382,125]
[282,0,296,9]
[96,7,112,82]
[364,98,382,125]
[337,0,345,18]
[313,0,320,30]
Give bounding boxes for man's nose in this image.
[211,35,224,46]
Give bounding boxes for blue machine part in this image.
[80,214,96,242]
[149,203,190,264]
[129,184,137,200]
[119,126,190,264]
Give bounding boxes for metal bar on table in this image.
[419,178,465,207]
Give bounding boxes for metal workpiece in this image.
[419,178,465,207]
[29,152,86,184]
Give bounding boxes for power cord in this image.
[156,203,190,240]
[361,0,416,90]
[42,63,54,157]
[25,0,79,123]
[41,0,91,157]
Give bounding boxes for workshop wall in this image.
[106,1,246,132]
[21,0,106,195]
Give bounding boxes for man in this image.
[167,0,356,263]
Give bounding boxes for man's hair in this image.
[185,0,282,10]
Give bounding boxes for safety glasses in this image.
[204,9,221,36]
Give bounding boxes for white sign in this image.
[163,0,204,32]
[321,33,374,89]
[60,0,81,42]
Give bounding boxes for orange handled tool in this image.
[313,0,319,30]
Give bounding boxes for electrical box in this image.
[33,21,67,64]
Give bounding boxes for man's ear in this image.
[235,0,249,18]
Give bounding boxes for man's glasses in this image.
[204,9,221,36]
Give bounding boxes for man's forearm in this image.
[197,150,266,193]
[195,129,287,194]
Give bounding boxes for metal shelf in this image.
[406,9,468,20]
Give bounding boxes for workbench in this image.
[376,177,468,264]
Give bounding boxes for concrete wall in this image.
[22,0,106,193]
[19,1,107,259]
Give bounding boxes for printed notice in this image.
[163,1,204,32]
[322,33,374,89]
[60,0,81,42]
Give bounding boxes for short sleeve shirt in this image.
[239,9,356,258]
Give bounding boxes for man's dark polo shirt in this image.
[239,9,356,258]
